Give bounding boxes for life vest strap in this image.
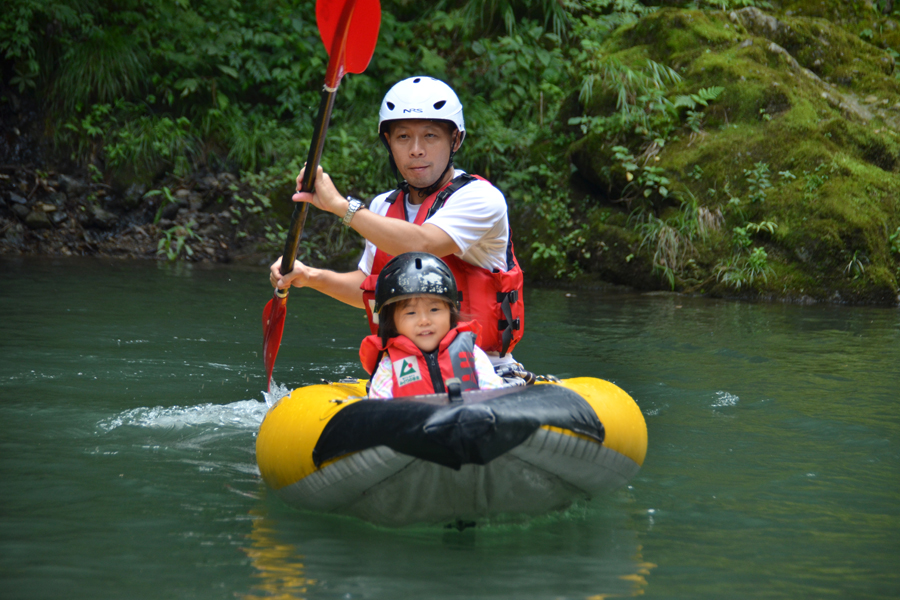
[383,174,477,213]
[497,290,521,357]
[424,174,476,220]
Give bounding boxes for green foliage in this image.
[715,246,773,289]
[563,14,733,286]
[573,64,722,145]
[673,86,723,133]
[463,0,572,38]
[225,110,297,174]
[145,186,177,224]
[633,193,722,288]
[567,0,652,42]
[744,162,772,204]
[1,0,620,274]
[568,47,727,236]
[746,220,778,235]
[638,214,692,288]
[5,0,583,207]
[157,221,199,260]
[890,226,900,255]
[801,162,834,201]
[510,163,587,279]
[52,26,150,116]
[105,110,198,178]
[2,0,83,92]
[673,86,724,109]
[717,221,777,290]
[610,145,670,205]
[16,0,859,297]
[570,5,899,300]
[731,225,752,251]
[574,58,683,141]
[844,250,869,279]
[530,239,575,279]
[5,0,327,178]
[87,164,103,183]
[720,240,772,291]
[462,21,567,178]
[227,167,286,238]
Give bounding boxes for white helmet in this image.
[378,76,466,146]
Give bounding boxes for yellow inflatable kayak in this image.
[256,377,647,527]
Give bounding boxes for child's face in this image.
[393,296,452,353]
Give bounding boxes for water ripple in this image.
[712,391,740,407]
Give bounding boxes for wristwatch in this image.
[342,197,364,227]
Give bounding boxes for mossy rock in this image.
[567,6,900,304]
[775,0,900,53]
[583,219,660,289]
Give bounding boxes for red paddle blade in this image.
[262,293,288,392]
[317,0,381,88]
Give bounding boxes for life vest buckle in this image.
[498,318,520,331]
[446,378,463,403]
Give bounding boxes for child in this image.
[359,252,508,399]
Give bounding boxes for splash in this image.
[712,391,740,407]
[263,381,292,408]
[98,399,269,432]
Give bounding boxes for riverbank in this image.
[2,4,899,306]
[0,163,266,265]
[1,100,897,306]
[1,101,272,265]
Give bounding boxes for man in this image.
[270,76,525,367]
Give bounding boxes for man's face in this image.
[385,120,459,192]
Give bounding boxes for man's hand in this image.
[293,165,349,218]
[270,257,310,290]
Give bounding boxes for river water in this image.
[1,257,898,599]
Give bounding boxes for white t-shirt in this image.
[357,170,510,275]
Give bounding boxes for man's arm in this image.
[291,166,461,258]
[348,210,460,257]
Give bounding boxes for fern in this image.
[673,86,725,109]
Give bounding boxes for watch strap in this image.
[342,198,363,226]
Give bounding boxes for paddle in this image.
[262,0,381,392]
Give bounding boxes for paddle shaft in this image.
[276,87,338,298]
[264,0,380,391]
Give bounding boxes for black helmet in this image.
[373,252,458,314]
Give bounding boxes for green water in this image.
[1,257,898,599]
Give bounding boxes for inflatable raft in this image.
[256,377,647,527]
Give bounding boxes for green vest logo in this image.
[394,356,422,387]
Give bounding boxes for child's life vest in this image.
[360,322,483,396]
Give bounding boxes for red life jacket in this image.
[360,174,525,357]
[359,322,482,396]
